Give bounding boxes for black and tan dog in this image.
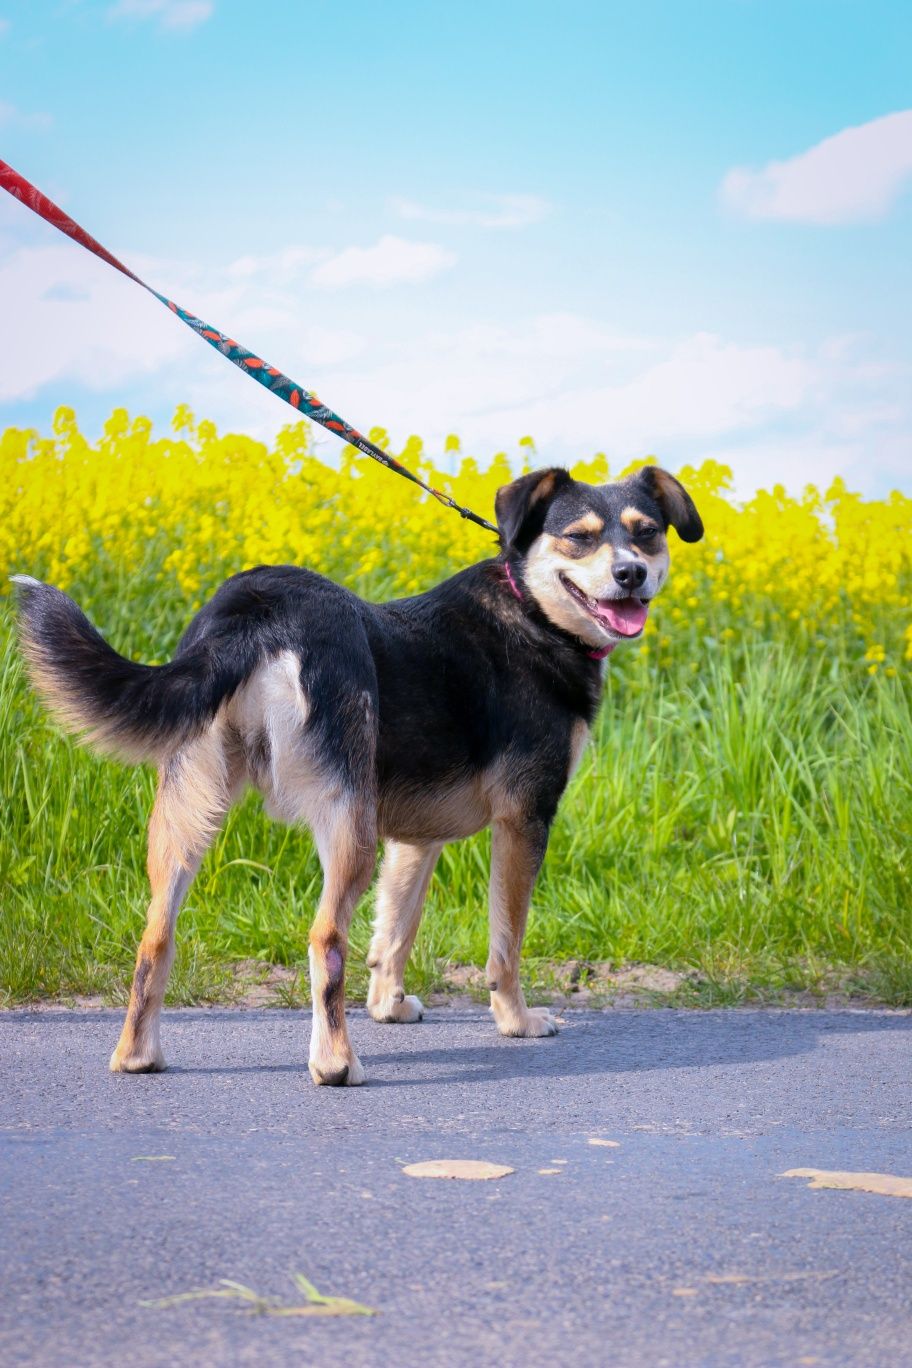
[13,464,702,1085]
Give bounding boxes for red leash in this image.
[0,159,499,536]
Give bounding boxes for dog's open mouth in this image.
[559,573,650,638]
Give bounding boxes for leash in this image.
[0,159,499,536]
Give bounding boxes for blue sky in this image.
[1,0,910,494]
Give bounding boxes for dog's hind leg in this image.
[307,800,377,1086]
[367,840,442,1024]
[110,724,242,1073]
[486,816,560,1038]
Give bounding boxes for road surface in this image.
[2,1006,911,1366]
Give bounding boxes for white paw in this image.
[109,1047,166,1073]
[369,993,424,1024]
[309,1052,366,1087]
[497,1006,560,1039]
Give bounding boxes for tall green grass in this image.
[1,561,910,1006]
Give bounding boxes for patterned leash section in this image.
[0,159,498,536]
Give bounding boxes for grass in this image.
[1,565,911,1009]
[141,1272,376,1318]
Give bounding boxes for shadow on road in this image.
[5,1008,909,1091]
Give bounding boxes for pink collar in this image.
[503,562,615,661]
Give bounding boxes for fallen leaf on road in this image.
[402,1160,514,1181]
[131,1155,175,1162]
[672,1287,698,1297]
[782,1169,912,1199]
[538,1168,562,1175]
[588,1139,620,1148]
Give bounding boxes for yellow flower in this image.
[1,407,908,689]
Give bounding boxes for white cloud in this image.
[107,0,214,32]
[309,235,457,289]
[721,110,912,224]
[0,99,52,130]
[1,212,908,497]
[0,243,194,402]
[391,194,551,230]
[226,245,325,282]
[317,328,817,460]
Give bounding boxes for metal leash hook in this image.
[0,158,499,537]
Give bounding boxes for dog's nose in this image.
[612,560,647,590]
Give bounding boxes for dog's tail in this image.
[12,576,257,764]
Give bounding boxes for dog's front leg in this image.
[486,816,559,1038]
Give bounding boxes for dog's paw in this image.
[309,1052,366,1087]
[368,993,424,1024]
[109,1046,166,1073]
[496,1006,561,1039]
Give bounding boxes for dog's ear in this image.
[629,466,704,543]
[495,467,572,553]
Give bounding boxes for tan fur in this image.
[379,773,495,844]
[367,841,442,1022]
[524,533,669,647]
[307,801,376,1086]
[567,719,590,783]
[19,636,155,763]
[528,471,556,505]
[231,652,377,1085]
[563,512,605,536]
[111,650,379,1083]
[486,818,559,1038]
[110,728,245,1072]
[155,719,239,868]
[524,536,615,646]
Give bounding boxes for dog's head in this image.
[495,466,703,648]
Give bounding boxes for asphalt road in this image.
[2,1006,911,1367]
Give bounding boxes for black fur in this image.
[13,578,261,756]
[183,558,602,828]
[15,553,602,822]
[14,466,698,828]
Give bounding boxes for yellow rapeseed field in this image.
[2,406,911,1005]
[2,405,910,673]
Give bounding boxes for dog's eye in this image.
[637,526,660,542]
[563,531,594,543]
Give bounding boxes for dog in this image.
[13,463,702,1085]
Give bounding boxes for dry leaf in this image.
[782,1168,912,1199]
[538,1168,562,1175]
[672,1287,698,1297]
[132,1155,175,1162]
[402,1159,513,1181]
[588,1139,621,1148]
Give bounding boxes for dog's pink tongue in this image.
[598,596,649,636]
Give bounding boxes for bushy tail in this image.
[12,576,258,764]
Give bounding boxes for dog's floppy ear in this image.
[495,467,572,553]
[629,466,704,543]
